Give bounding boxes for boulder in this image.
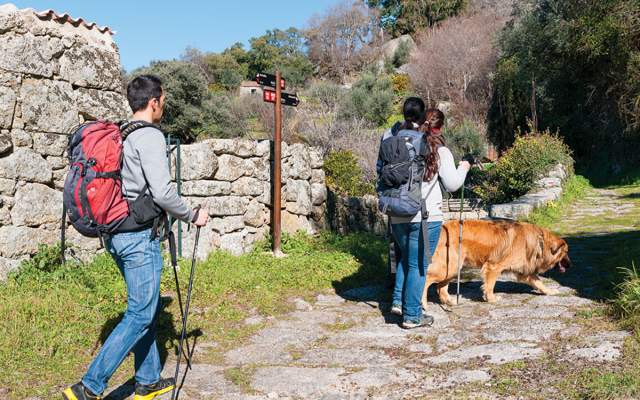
[180,180,230,197]
[0,33,64,77]
[0,148,52,183]
[244,200,269,228]
[59,44,123,91]
[0,85,16,129]
[180,142,219,180]
[19,79,78,133]
[311,183,327,206]
[11,183,61,226]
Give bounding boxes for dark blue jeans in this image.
[82,228,163,395]
[391,221,442,322]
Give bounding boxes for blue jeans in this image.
[82,228,163,395]
[391,221,442,322]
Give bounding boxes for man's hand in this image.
[193,208,209,227]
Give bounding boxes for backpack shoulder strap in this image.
[119,120,159,140]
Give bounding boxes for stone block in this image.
[214,154,253,181]
[75,87,129,122]
[253,156,270,181]
[284,143,312,180]
[20,79,78,133]
[282,211,314,234]
[207,196,247,216]
[59,44,122,91]
[0,85,16,129]
[0,130,11,155]
[309,147,323,168]
[0,178,15,195]
[211,215,245,234]
[219,231,246,256]
[10,128,31,147]
[231,176,264,196]
[285,180,312,215]
[311,183,327,206]
[180,142,219,180]
[11,182,61,226]
[46,156,67,170]
[32,132,68,156]
[244,200,269,228]
[256,140,270,157]
[180,180,230,196]
[0,33,63,77]
[211,138,257,157]
[0,225,56,257]
[311,169,325,184]
[0,148,52,183]
[0,256,21,281]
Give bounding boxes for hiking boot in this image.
[61,382,101,400]
[401,314,435,329]
[134,377,175,400]
[390,303,402,316]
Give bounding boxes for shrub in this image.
[341,68,394,126]
[442,119,487,162]
[324,150,375,196]
[392,39,412,67]
[474,129,573,203]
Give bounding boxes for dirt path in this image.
[115,186,639,400]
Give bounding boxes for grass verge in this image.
[0,231,386,399]
[524,174,592,228]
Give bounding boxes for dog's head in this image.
[544,231,571,273]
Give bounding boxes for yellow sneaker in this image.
[61,382,101,400]
[133,377,175,400]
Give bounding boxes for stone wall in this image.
[0,5,129,278]
[177,140,326,259]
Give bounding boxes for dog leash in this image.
[455,182,465,306]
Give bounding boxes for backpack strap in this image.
[119,120,159,140]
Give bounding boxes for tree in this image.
[341,67,394,126]
[367,0,468,36]
[306,2,382,81]
[247,28,313,87]
[408,13,505,122]
[131,60,210,142]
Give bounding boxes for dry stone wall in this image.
[0,5,328,279]
[0,5,129,279]
[177,140,326,259]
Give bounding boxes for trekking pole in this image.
[456,182,465,306]
[168,231,192,370]
[172,214,201,400]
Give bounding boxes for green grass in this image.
[525,174,592,228]
[0,231,387,399]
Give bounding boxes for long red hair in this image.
[420,109,446,181]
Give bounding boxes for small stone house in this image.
[239,81,262,97]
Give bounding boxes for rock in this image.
[207,196,247,216]
[0,256,21,281]
[32,132,68,156]
[427,342,544,365]
[46,156,67,170]
[59,44,122,91]
[282,211,313,234]
[181,222,221,260]
[297,347,394,367]
[75,87,129,122]
[10,129,31,147]
[253,156,270,181]
[231,177,264,196]
[11,183,61,226]
[488,305,568,320]
[568,341,624,362]
[316,294,346,307]
[0,178,15,195]
[0,85,16,129]
[293,298,313,311]
[536,177,562,189]
[311,169,325,184]
[490,201,534,220]
[211,216,245,234]
[437,369,491,388]
[256,140,270,157]
[19,79,78,133]
[180,180,230,196]
[214,154,252,181]
[0,148,52,183]
[211,138,257,157]
[526,295,594,307]
[285,180,312,215]
[407,343,433,354]
[311,183,327,206]
[219,231,245,256]
[252,366,345,398]
[309,148,323,169]
[0,225,55,257]
[244,200,268,228]
[245,315,265,326]
[0,130,11,155]
[0,33,63,77]
[180,142,219,180]
[284,144,312,180]
[482,319,566,343]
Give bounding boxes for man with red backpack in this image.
[63,75,209,400]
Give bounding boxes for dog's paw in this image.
[441,297,454,307]
[484,294,501,303]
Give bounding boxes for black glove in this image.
[461,154,478,166]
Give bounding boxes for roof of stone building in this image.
[34,8,114,35]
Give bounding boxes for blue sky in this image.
[12,0,343,71]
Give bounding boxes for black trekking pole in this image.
[172,221,201,400]
[168,230,192,371]
[455,184,464,305]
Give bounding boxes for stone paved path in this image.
[112,187,638,400]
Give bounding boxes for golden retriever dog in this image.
[422,220,571,307]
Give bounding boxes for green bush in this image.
[475,130,573,203]
[324,150,375,196]
[341,68,394,126]
[443,119,487,162]
[392,39,412,67]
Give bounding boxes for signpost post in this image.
[256,70,299,256]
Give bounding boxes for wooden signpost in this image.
[256,70,299,256]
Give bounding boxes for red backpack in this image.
[62,120,154,238]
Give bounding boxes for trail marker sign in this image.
[263,89,300,107]
[256,72,285,90]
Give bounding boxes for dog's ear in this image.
[551,238,566,255]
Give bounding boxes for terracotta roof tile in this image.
[34,9,115,35]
